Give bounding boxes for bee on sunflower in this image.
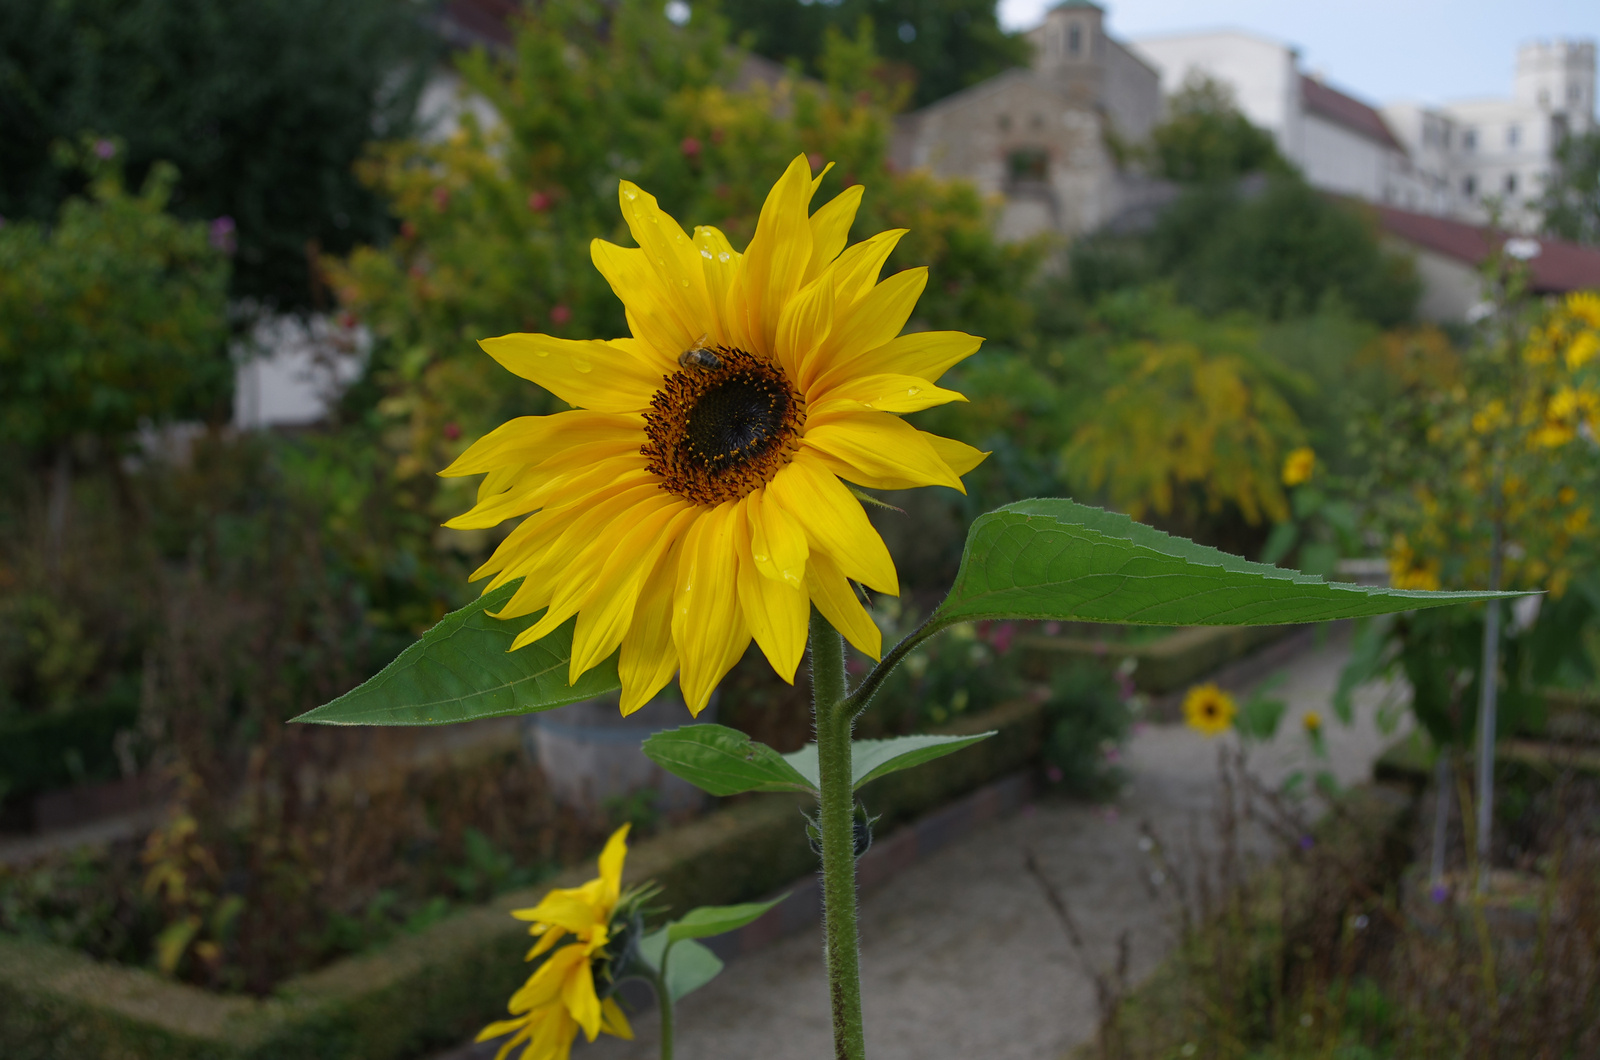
[441,155,986,716]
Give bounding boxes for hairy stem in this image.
[811,614,865,1060]
[654,965,675,1060]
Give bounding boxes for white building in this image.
[1130,29,1597,231]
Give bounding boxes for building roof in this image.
[1374,204,1600,293]
[1300,75,1404,152]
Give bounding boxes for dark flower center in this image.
[642,345,804,505]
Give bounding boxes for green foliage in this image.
[1147,76,1290,184]
[719,0,1030,108]
[1039,662,1130,798]
[0,141,230,453]
[1069,177,1420,328]
[0,0,431,309]
[1539,129,1600,246]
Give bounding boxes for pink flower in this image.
[1044,621,1061,636]
[443,422,461,441]
[208,216,237,254]
[680,136,702,158]
[400,221,417,240]
[549,304,572,326]
[527,190,552,212]
[94,139,116,160]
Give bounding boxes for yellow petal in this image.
[840,330,982,385]
[828,228,907,310]
[694,225,741,346]
[924,432,990,477]
[562,961,603,1043]
[671,504,752,715]
[746,486,808,587]
[479,333,661,413]
[617,180,715,344]
[568,504,697,679]
[599,997,634,1041]
[590,239,699,369]
[738,154,815,357]
[807,373,967,415]
[776,272,835,385]
[619,541,683,714]
[512,893,599,935]
[766,455,898,595]
[803,413,967,492]
[735,502,810,682]
[597,824,630,905]
[804,549,881,659]
[816,267,927,377]
[440,411,643,478]
[803,184,864,286]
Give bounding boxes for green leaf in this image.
[292,579,619,726]
[640,725,816,796]
[936,498,1521,628]
[665,895,787,942]
[781,733,998,791]
[635,930,725,1002]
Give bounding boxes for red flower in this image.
[680,136,702,158]
[432,187,450,211]
[549,304,572,326]
[443,422,461,441]
[528,191,552,212]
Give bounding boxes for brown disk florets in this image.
[642,345,804,506]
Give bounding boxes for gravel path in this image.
[564,633,1403,1060]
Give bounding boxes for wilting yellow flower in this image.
[1302,711,1323,733]
[479,826,636,1060]
[1183,683,1236,737]
[1281,446,1316,487]
[442,157,987,713]
[1568,291,1600,330]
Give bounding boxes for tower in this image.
[1514,39,1596,134]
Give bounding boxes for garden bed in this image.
[0,697,1048,1060]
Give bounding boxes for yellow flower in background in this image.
[1281,446,1316,487]
[1302,711,1323,734]
[1183,683,1236,737]
[442,156,987,714]
[1388,538,1442,592]
[1568,291,1600,330]
[478,826,635,1060]
[1567,330,1599,371]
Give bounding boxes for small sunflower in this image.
[443,156,986,714]
[478,825,637,1060]
[1281,446,1315,487]
[1182,682,1236,737]
[1302,710,1323,734]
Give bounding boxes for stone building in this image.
[892,1,1163,241]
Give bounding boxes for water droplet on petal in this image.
[573,357,592,373]
[906,386,922,397]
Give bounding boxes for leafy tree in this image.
[1540,129,1600,246]
[0,140,231,457]
[0,0,432,310]
[719,0,1029,108]
[1147,75,1290,184]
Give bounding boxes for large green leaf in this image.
[635,931,725,1002]
[936,498,1520,627]
[780,733,997,791]
[640,725,816,796]
[292,580,619,726]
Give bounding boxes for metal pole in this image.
[1475,515,1503,895]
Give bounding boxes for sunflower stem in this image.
[810,613,866,1060]
[652,964,675,1060]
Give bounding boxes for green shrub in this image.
[1040,662,1130,799]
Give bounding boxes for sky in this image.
[998,0,1600,107]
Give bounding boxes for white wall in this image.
[1129,31,1303,161]
[233,315,369,430]
[1300,111,1391,202]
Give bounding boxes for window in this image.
[1068,24,1081,55]
[1464,175,1477,196]
[1507,125,1520,148]
[1553,114,1570,144]
[1008,148,1049,183]
[1571,83,1583,103]
[1505,172,1518,194]
[1464,129,1477,151]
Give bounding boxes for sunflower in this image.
[1182,682,1236,737]
[442,155,986,713]
[478,825,636,1060]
